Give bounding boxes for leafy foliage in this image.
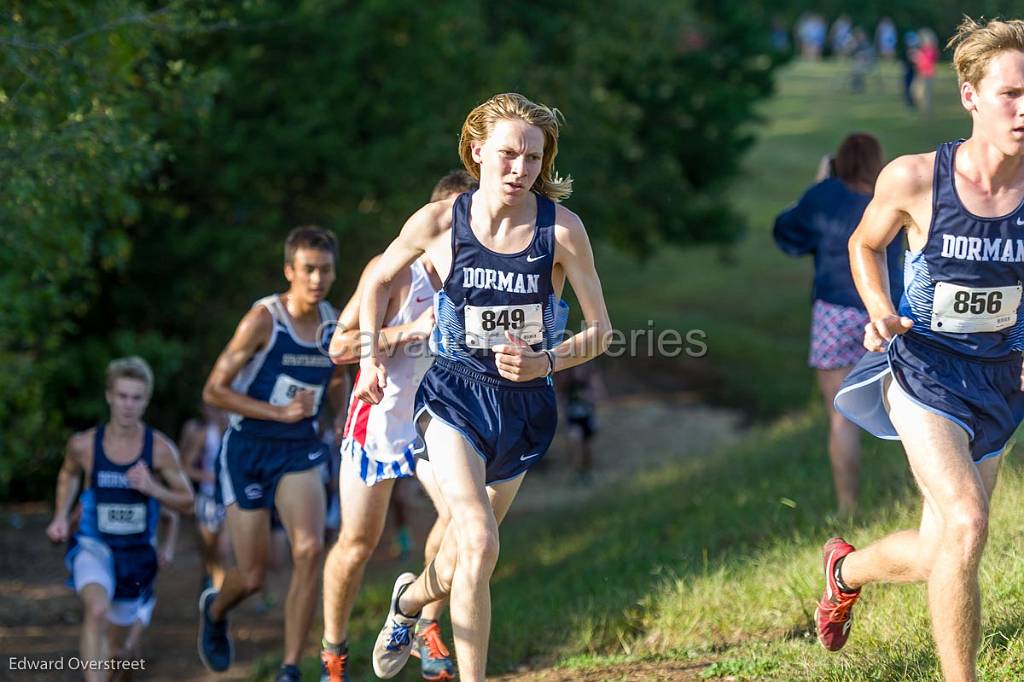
[2,1,782,499]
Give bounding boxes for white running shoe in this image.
[372,572,420,679]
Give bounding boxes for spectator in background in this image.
[876,17,897,60]
[849,27,876,92]
[914,28,940,116]
[773,133,903,515]
[831,15,854,58]
[771,17,791,53]
[797,13,827,59]
[901,31,919,109]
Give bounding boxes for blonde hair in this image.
[106,356,154,395]
[458,93,572,201]
[948,16,1024,86]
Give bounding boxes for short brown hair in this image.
[284,225,337,265]
[430,170,478,202]
[834,133,884,191]
[458,93,572,201]
[948,16,1024,87]
[106,356,154,395]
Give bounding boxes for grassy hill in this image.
[296,61,1024,681]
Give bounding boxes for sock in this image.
[395,581,420,620]
[321,638,347,655]
[834,556,859,594]
[415,618,436,634]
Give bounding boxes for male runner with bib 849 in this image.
[821,18,1024,682]
[354,93,612,682]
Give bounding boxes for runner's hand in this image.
[864,315,913,352]
[126,461,157,495]
[411,305,435,337]
[493,332,548,382]
[355,357,387,405]
[278,389,316,423]
[46,516,69,544]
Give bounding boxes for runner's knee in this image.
[291,534,324,565]
[943,503,989,558]
[458,526,499,571]
[83,599,109,627]
[239,566,267,594]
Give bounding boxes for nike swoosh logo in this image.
[526,254,546,263]
[1017,217,1024,226]
[308,451,321,461]
[415,296,432,303]
[520,452,542,461]
[842,616,853,635]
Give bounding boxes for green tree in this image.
[0,1,221,496]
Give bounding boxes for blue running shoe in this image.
[197,587,233,672]
[275,664,301,682]
[372,572,420,679]
[412,619,455,680]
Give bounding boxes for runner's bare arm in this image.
[551,210,613,371]
[849,155,930,350]
[46,432,88,543]
[178,420,209,485]
[493,209,613,381]
[329,256,434,365]
[157,508,180,567]
[202,306,314,423]
[125,433,194,514]
[355,203,445,403]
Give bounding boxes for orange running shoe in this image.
[319,648,349,682]
[412,620,455,680]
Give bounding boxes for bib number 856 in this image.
[480,308,526,331]
[952,290,1002,315]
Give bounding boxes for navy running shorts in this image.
[218,428,327,510]
[835,332,1024,463]
[414,357,558,484]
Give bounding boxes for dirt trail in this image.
[1,396,742,681]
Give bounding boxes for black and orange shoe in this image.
[319,648,349,682]
[815,537,861,651]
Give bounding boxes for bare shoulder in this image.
[232,303,274,348]
[553,203,590,250]
[151,430,182,465]
[876,152,935,202]
[66,429,94,462]
[404,197,455,240]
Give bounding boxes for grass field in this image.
[293,61,1024,680]
[596,59,969,415]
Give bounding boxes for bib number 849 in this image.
[480,308,526,331]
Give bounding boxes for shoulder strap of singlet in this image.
[535,193,557,257]
[141,426,154,468]
[253,294,284,327]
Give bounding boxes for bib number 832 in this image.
[480,308,526,331]
[952,290,1002,315]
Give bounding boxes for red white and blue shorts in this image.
[809,299,869,370]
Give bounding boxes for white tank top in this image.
[342,259,435,463]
